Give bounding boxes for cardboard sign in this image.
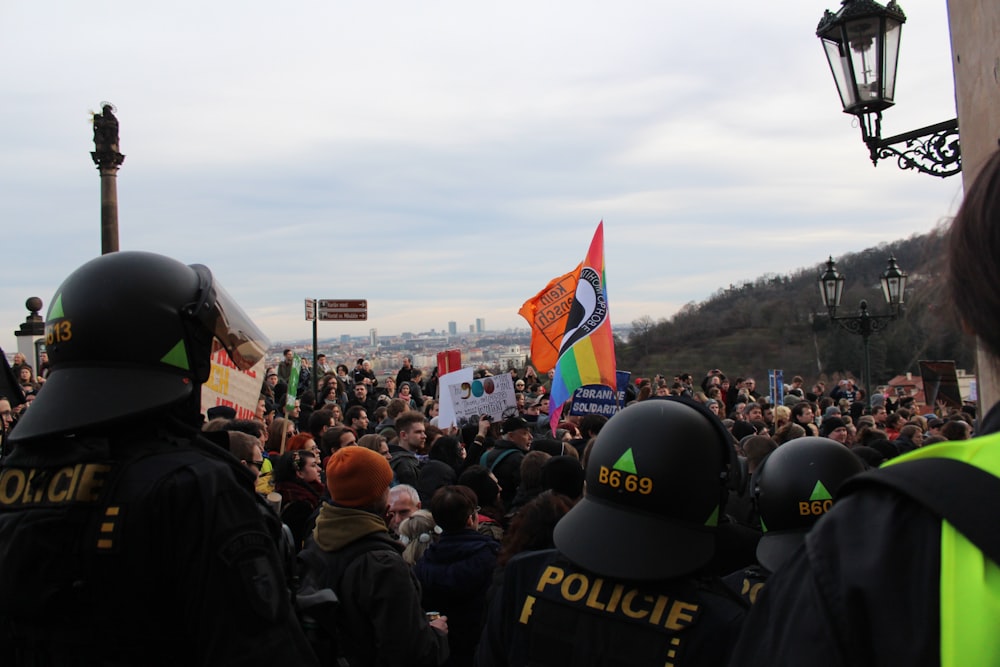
[201,340,264,420]
[447,372,518,428]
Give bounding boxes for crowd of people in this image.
[5,150,1000,665]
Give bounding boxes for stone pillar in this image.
[14,297,45,370]
[947,0,1000,414]
[91,103,125,255]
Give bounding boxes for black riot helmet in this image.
[11,252,268,442]
[554,397,736,580]
[752,436,864,571]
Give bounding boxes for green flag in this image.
[286,353,301,414]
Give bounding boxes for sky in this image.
[0,1,965,356]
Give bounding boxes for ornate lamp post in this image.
[819,255,907,408]
[816,0,960,177]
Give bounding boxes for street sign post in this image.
[318,299,367,321]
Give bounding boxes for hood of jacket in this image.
[312,502,393,552]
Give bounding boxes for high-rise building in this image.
[448,321,457,336]
[369,328,378,346]
[475,318,485,333]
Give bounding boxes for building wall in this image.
[948,0,1000,412]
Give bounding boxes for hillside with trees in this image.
[615,230,974,388]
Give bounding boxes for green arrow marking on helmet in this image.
[160,340,190,370]
[48,294,65,320]
[809,480,832,501]
[612,448,638,474]
[704,505,719,527]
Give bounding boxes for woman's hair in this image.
[428,436,464,470]
[272,449,317,485]
[498,491,574,566]
[286,433,315,452]
[398,509,439,565]
[422,400,439,419]
[458,465,503,518]
[357,433,386,453]
[264,418,293,454]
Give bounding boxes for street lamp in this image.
[816,0,960,177]
[818,255,907,408]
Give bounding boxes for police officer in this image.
[0,252,317,666]
[731,149,1000,666]
[476,397,748,666]
[724,437,863,605]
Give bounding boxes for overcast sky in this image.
[1,1,963,355]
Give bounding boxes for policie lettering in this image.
[0,464,112,508]
[521,565,700,631]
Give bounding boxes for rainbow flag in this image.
[549,222,617,432]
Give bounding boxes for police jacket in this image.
[730,403,1000,667]
[299,502,448,667]
[476,548,747,667]
[0,426,317,667]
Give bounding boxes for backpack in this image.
[480,447,517,473]
[295,536,399,665]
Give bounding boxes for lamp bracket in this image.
[859,113,961,178]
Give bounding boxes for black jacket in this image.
[299,504,448,667]
[729,403,1000,667]
[477,549,747,666]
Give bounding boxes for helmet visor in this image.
[192,265,269,370]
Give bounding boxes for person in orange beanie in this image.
[298,447,449,666]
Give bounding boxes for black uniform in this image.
[729,404,1000,667]
[476,549,747,667]
[0,425,318,666]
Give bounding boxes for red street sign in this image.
[305,299,316,321]
[319,309,367,321]
[319,299,367,310]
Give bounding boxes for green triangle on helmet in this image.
[612,448,638,474]
[809,480,833,501]
[160,340,190,370]
[48,294,65,319]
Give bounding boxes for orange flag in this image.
[518,263,582,373]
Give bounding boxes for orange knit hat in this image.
[325,446,394,507]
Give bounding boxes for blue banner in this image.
[569,371,632,417]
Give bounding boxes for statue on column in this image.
[91,103,124,169]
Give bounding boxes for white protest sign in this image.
[447,372,518,428]
[437,367,474,429]
[201,340,264,420]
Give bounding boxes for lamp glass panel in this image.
[845,17,882,106]
[822,37,857,111]
[882,19,902,103]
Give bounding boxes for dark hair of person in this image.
[394,410,426,434]
[429,436,464,470]
[429,485,478,532]
[498,491,574,566]
[307,409,335,439]
[344,405,367,425]
[948,154,1000,361]
[519,451,551,495]
[458,465,504,520]
[320,426,356,460]
[578,414,608,439]
[226,419,265,440]
[272,449,317,485]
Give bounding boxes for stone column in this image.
[91,103,125,255]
